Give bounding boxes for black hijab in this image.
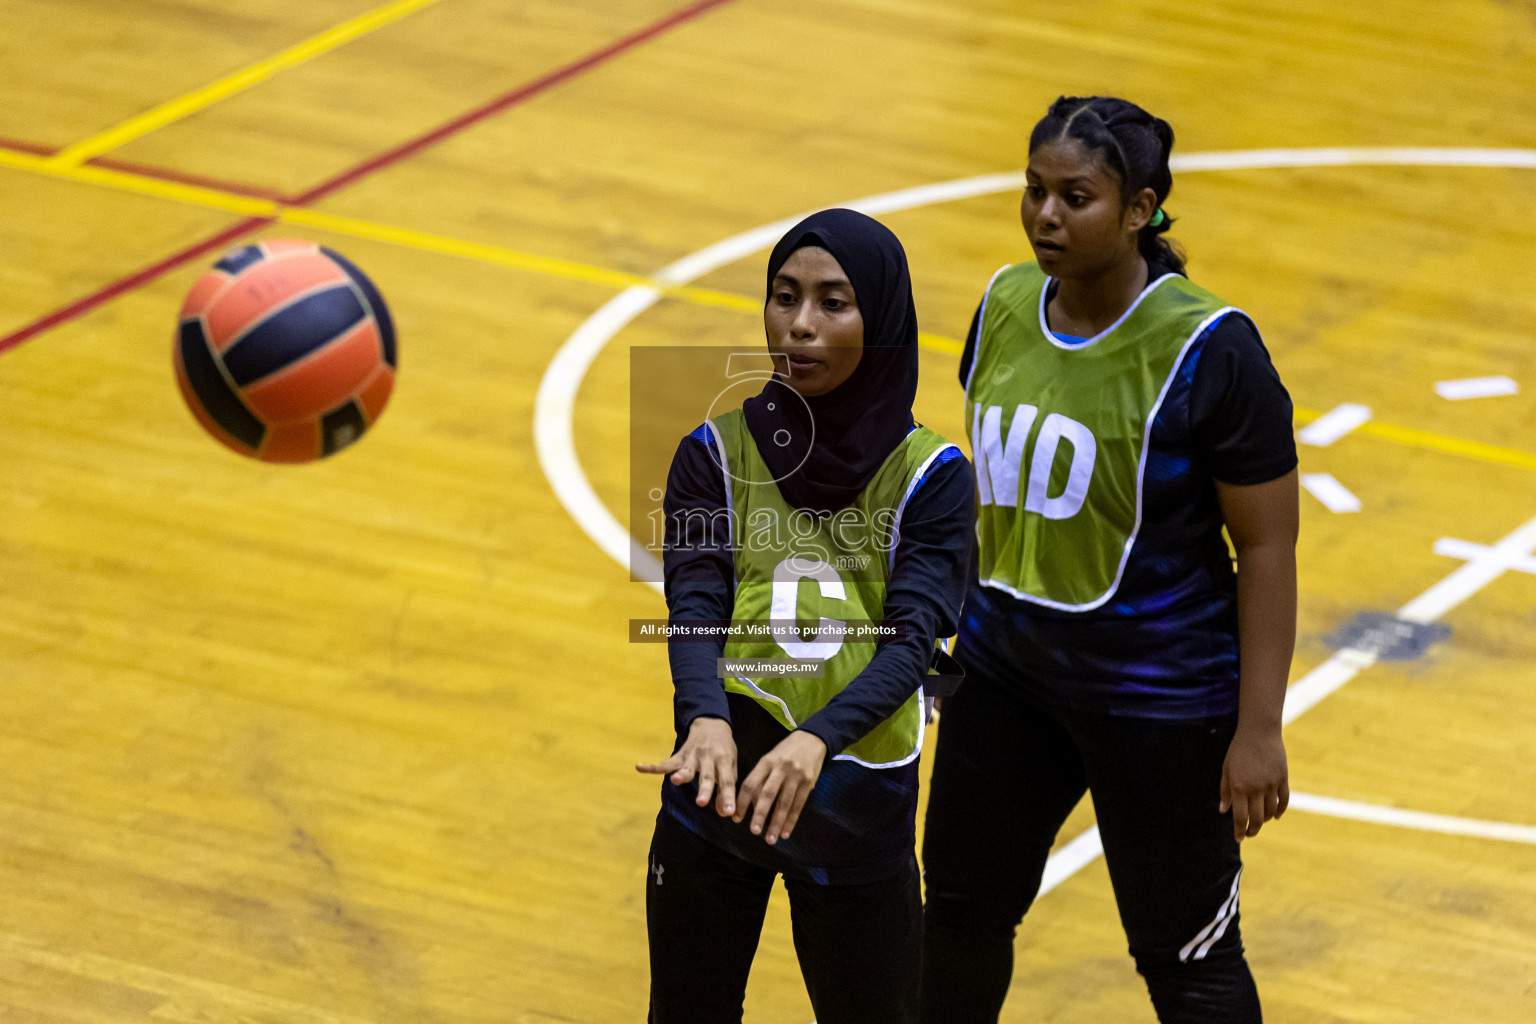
[741,208,920,514]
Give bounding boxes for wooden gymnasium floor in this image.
[1,1,1534,1021]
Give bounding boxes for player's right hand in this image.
[636,716,739,818]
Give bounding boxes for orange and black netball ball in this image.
[173,239,396,463]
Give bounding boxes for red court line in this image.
[0,0,737,357]
[0,217,275,354]
[295,0,738,205]
[0,136,291,201]
[0,137,51,156]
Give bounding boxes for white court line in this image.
[1434,537,1536,575]
[1301,472,1363,513]
[1298,402,1372,446]
[1287,792,1536,845]
[1171,147,1536,171]
[1038,825,1108,895]
[532,146,1536,897]
[535,285,667,588]
[1436,376,1519,400]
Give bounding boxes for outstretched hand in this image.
[636,716,738,818]
[733,730,827,846]
[1219,724,1289,842]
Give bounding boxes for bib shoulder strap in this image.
[970,263,1049,394]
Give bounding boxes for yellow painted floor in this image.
[1,0,1534,1021]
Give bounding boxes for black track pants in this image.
[647,812,922,1024]
[919,678,1261,1024]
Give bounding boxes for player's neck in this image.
[1048,254,1150,338]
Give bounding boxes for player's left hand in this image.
[734,730,827,846]
[1220,723,1289,842]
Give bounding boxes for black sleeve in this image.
[661,432,734,730]
[796,454,975,756]
[1189,314,1299,485]
[957,301,982,388]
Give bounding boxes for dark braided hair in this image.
[1028,96,1186,275]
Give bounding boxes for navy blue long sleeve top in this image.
[658,425,974,883]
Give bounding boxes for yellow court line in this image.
[46,0,445,169]
[918,332,965,355]
[282,208,646,291]
[603,279,962,354]
[1294,407,1536,473]
[287,211,897,320]
[0,147,279,216]
[2,149,1531,476]
[668,284,756,313]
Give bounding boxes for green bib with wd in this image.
[708,408,957,768]
[966,262,1239,611]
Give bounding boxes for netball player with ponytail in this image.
[920,96,1298,1023]
[637,208,974,1024]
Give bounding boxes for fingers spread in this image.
[734,764,766,824]
[716,761,738,817]
[750,771,784,836]
[695,759,716,808]
[764,777,799,845]
[669,755,696,785]
[634,755,682,775]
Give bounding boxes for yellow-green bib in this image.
[966,262,1238,610]
[707,408,957,768]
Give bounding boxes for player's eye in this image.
[1025,184,1045,200]
[774,289,795,304]
[823,297,846,311]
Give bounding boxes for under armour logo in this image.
[653,862,665,886]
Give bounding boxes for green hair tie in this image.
[1149,208,1167,228]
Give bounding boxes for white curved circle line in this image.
[533,147,1536,595]
[534,284,664,584]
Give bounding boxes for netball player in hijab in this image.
[637,208,974,1024]
[920,96,1298,1023]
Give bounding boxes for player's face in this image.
[1020,136,1149,279]
[765,246,864,397]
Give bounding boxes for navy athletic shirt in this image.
[661,425,973,884]
[956,255,1298,720]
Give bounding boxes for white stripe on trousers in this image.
[1177,868,1242,963]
